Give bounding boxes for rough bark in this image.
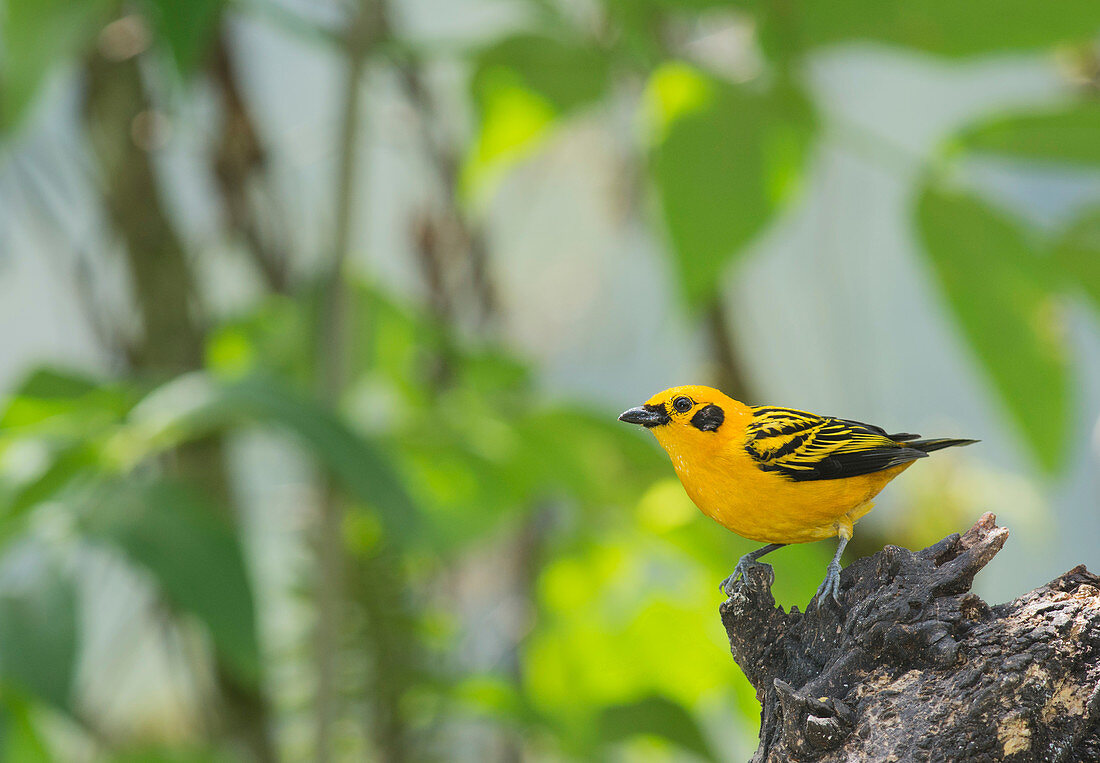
[721,513,1100,762]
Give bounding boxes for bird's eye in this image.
[672,396,693,413]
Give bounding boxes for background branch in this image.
[313,1,385,759]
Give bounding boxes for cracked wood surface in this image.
[721,513,1100,762]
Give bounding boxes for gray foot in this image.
[813,561,843,607]
[720,556,771,597]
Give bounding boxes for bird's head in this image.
[618,385,745,452]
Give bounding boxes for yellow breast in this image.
[656,422,909,544]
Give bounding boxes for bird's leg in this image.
[720,543,785,596]
[814,532,851,607]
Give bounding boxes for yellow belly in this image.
[673,455,911,544]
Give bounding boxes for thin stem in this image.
[212,36,292,293]
[396,62,498,326]
[706,299,754,402]
[313,2,380,760]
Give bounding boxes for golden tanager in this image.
[619,385,976,605]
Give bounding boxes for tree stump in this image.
[721,513,1100,762]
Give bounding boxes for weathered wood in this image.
[721,513,1100,762]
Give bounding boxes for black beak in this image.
[618,405,670,428]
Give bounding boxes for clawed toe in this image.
[719,567,748,596]
[721,544,784,597]
[719,573,737,596]
[720,560,770,597]
[813,563,843,607]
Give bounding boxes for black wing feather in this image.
[746,407,929,482]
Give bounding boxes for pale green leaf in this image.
[916,185,1069,470]
[82,481,261,684]
[0,368,131,433]
[1,0,110,130]
[110,373,423,545]
[598,694,718,762]
[954,101,1100,166]
[473,35,610,113]
[463,34,610,202]
[1054,207,1100,311]
[220,376,422,545]
[3,444,98,522]
[649,65,814,304]
[0,545,78,710]
[790,0,1100,56]
[139,0,224,75]
[0,695,50,760]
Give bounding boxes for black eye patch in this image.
[690,404,724,432]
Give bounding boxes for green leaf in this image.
[788,0,1100,56]
[11,368,99,399]
[649,65,814,304]
[4,443,99,522]
[602,0,753,12]
[0,370,127,541]
[598,694,718,762]
[82,481,261,684]
[205,295,313,385]
[473,34,610,116]
[139,0,224,75]
[0,0,110,130]
[647,0,757,8]
[220,376,422,545]
[463,34,610,202]
[1054,207,1100,310]
[916,185,1069,470]
[528,538,742,741]
[598,0,764,70]
[0,368,131,432]
[511,408,666,508]
[106,746,222,763]
[0,695,50,760]
[0,545,78,710]
[112,372,422,545]
[953,101,1100,167]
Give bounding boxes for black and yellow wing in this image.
[745,406,947,482]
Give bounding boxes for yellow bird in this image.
[619,385,976,605]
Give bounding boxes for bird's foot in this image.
[813,561,843,607]
[720,556,772,597]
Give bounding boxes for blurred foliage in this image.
[139,0,224,74]
[648,64,815,303]
[85,480,262,683]
[916,187,1069,469]
[1057,208,1100,308]
[463,33,610,200]
[954,101,1100,164]
[0,0,110,127]
[0,0,1098,759]
[784,0,1100,56]
[0,545,78,712]
[921,96,1100,469]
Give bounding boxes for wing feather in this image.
[745,407,927,481]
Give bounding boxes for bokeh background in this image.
[1,0,1099,760]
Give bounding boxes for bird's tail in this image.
[908,438,979,453]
